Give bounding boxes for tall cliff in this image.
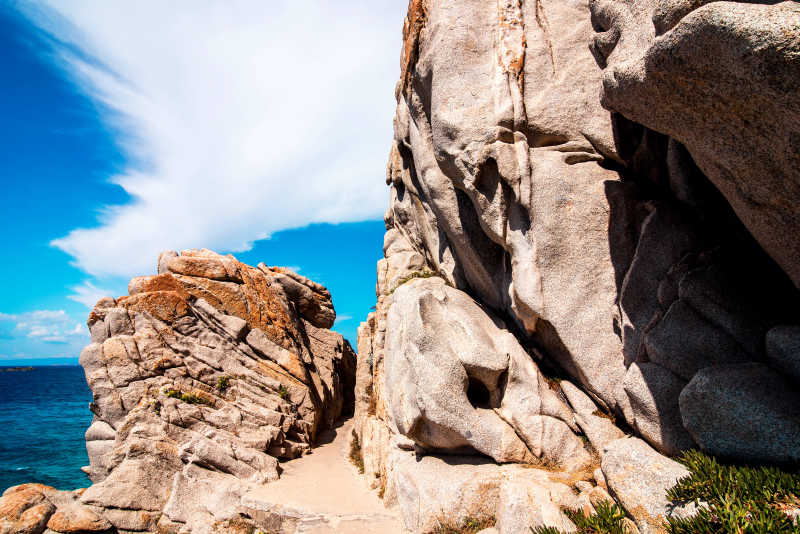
[354,0,800,532]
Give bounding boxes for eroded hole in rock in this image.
[466,377,491,409]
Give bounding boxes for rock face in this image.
[354,0,800,532]
[386,277,591,469]
[2,250,356,534]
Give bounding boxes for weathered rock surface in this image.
[680,363,800,465]
[386,277,591,469]
[354,0,800,531]
[601,438,693,533]
[380,0,800,469]
[590,0,800,288]
[3,250,357,534]
[384,447,579,534]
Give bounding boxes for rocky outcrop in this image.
[354,0,800,531]
[371,0,800,462]
[2,250,356,534]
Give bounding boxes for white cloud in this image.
[17,1,405,278]
[0,309,87,342]
[334,314,353,325]
[67,280,116,309]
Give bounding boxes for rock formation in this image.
[2,250,357,534]
[353,0,800,532]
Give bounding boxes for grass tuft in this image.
[164,388,213,406]
[529,500,630,534]
[349,430,365,474]
[425,516,495,534]
[390,270,438,294]
[529,451,800,534]
[278,384,289,400]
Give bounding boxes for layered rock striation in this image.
[354,0,800,532]
[2,250,356,534]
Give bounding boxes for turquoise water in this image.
[0,366,92,491]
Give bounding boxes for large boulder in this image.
[386,277,592,470]
[384,446,579,534]
[601,438,695,533]
[356,0,800,530]
[679,363,800,464]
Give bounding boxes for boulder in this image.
[601,437,690,533]
[385,447,577,534]
[766,325,800,385]
[385,277,591,469]
[622,363,694,455]
[680,363,800,464]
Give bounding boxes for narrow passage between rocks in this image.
[245,419,401,533]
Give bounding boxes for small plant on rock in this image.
[390,270,438,294]
[216,375,231,393]
[164,388,213,406]
[348,430,365,474]
[426,516,495,534]
[278,384,289,400]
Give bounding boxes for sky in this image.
[0,1,406,365]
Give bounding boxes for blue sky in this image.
[0,2,403,365]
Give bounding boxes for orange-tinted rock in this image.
[117,291,190,323]
[0,484,56,534]
[167,255,242,283]
[46,504,113,533]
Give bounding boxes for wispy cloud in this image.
[16,1,404,279]
[67,280,115,309]
[0,309,87,342]
[334,314,353,325]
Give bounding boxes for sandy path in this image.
[245,419,402,533]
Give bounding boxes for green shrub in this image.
[278,384,289,400]
[664,450,800,534]
[530,451,800,534]
[216,375,231,392]
[163,388,213,406]
[529,501,629,534]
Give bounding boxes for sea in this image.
[0,365,92,492]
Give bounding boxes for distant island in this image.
[0,366,34,372]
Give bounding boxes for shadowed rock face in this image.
[1,249,356,534]
[589,0,800,288]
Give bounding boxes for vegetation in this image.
[530,451,800,534]
[365,383,377,416]
[664,450,800,534]
[164,388,213,406]
[425,516,495,534]
[390,270,438,294]
[278,384,289,400]
[348,430,365,474]
[211,517,272,534]
[216,375,231,393]
[530,501,629,534]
